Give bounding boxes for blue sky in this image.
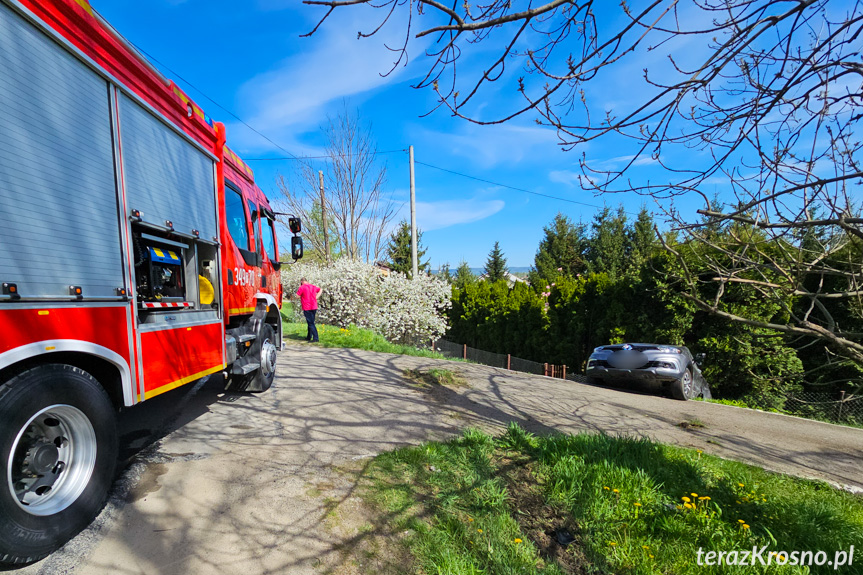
[92,0,712,269]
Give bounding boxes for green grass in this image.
[360,424,863,575]
[696,398,863,429]
[281,309,455,360]
[404,367,468,388]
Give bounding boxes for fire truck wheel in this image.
[247,323,277,393]
[0,364,117,566]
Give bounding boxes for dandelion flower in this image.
[603,486,610,490]
[634,502,642,507]
[649,554,654,559]
[514,538,523,544]
[743,524,750,529]
[468,517,474,522]
[696,450,703,454]
[738,520,745,524]
[684,503,693,509]
[642,545,650,550]
[681,496,691,503]
[738,483,745,488]
[477,529,483,533]
[699,496,711,501]
[613,489,619,493]
[609,542,617,546]
[691,493,698,497]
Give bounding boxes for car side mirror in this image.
[695,352,706,364]
[291,236,303,260]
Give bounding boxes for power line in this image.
[244,149,409,161]
[413,160,637,214]
[126,41,300,160]
[119,24,633,215]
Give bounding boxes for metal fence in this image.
[782,391,863,425]
[433,339,571,379]
[432,340,860,427]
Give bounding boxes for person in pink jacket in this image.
[296,278,322,342]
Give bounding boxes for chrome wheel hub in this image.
[682,371,693,398]
[261,338,277,378]
[8,405,97,516]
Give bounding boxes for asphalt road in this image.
[12,343,863,575]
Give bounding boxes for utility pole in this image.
[319,170,330,264]
[409,145,417,278]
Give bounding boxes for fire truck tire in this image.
[0,364,118,566]
[246,323,277,393]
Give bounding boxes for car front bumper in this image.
[585,365,683,386]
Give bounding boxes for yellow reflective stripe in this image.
[229,307,256,315]
[173,86,190,104]
[74,0,94,16]
[153,248,164,258]
[138,364,225,402]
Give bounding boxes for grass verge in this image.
[404,367,468,388]
[281,310,456,361]
[697,397,863,430]
[359,424,863,574]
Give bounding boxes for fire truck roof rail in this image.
[90,5,170,88]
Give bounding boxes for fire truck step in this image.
[232,362,260,375]
[238,334,257,343]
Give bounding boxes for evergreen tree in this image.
[438,262,452,283]
[453,260,475,289]
[626,207,656,274]
[384,220,428,277]
[530,212,588,285]
[484,241,509,282]
[585,206,628,278]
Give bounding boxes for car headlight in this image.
[657,346,682,354]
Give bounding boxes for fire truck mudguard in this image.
[0,364,117,565]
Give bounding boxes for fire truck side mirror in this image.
[291,236,303,260]
[288,217,302,234]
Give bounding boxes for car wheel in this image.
[671,366,694,401]
[0,365,117,566]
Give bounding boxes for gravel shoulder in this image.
[12,343,863,575]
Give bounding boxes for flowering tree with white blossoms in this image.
[283,258,451,344]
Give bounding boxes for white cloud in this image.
[549,170,580,187]
[418,122,562,169]
[229,8,425,153]
[395,196,505,231]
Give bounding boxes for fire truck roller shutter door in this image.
[0,2,124,300]
[119,93,217,241]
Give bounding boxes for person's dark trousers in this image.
[303,309,319,342]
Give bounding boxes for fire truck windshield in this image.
[225,185,249,250]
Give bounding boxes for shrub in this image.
[283,259,451,344]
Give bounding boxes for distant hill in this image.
[431,267,531,275]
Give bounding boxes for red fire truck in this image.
[0,0,302,564]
